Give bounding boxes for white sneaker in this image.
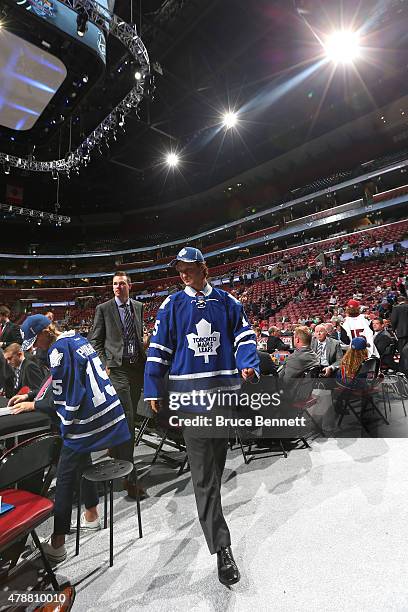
[71,512,101,532]
[40,541,67,564]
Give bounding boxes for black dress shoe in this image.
[217,546,240,586]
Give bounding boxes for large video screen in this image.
[0,29,66,131]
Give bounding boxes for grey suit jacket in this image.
[88,298,146,368]
[310,336,343,370]
[279,347,320,379]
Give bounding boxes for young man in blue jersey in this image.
[144,247,259,586]
[8,314,130,563]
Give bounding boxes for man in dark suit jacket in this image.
[266,327,288,354]
[89,271,146,499]
[257,350,278,376]
[279,326,319,379]
[3,343,44,398]
[0,347,11,390]
[391,297,408,354]
[373,318,397,369]
[311,325,343,377]
[0,306,22,349]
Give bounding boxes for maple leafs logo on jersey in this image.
[186,319,221,364]
[49,348,63,368]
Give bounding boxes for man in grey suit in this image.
[279,326,319,379]
[311,324,343,377]
[89,271,146,498]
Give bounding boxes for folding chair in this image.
[0,434,63,590]
[292,365,324,440]
[150,412,189,476]
[380,371,408,418]
[335,358,388,434]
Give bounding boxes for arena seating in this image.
[269,256,407,325]
[2,219,408,334]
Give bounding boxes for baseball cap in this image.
[347,299,360,308]
[170,247,205,267]
[351,337,367,350]
[21,314,51,351]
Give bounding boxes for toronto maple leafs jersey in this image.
[144,283,259,401]
[49,331,130,453]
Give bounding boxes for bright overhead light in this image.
[222,111,238,129]
[166,152,179,167]
[324,30,361,64]
[135,71,142,80]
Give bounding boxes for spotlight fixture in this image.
[76,8,88,38]
[166,152,179,167]
[135,71,142,80]
[222,111,238,129]
[324,30,361,64]
[52,170,58,180]
[0,4,150,177]
[3,162,10,175]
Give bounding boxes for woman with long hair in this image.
[337,336,369,387]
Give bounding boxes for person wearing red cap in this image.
[340,300,378,358]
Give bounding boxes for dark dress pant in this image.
[109,362,144,482]
[182,428,231,554]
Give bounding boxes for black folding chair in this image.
[291,365,324,439]
[150,411,189,476]
[335,357,388,434]
[232,374,289,462]
[0,434,63,589]
[379,342,398,373]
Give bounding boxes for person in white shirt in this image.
[341,300,378,357]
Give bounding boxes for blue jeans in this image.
[53,444,99,535]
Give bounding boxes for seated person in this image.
[372,318,397,370]
[257,349,278,376]
[266,327,288,353]
[3,342,44,398]
[0,347,10,390]
[311,324,343,377]
[8,314,130,563]
[336,337,369,389]
[279,326,319,379]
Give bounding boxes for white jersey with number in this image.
[342,315,379,357]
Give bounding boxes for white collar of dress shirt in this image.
[115,296,130,307]
[184,283,213,298]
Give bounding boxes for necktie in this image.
[14,367,20,390]
[120,303,136,356]
[317,342,324,364]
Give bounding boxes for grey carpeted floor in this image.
[15,393,406,611]
[37,397,408,611]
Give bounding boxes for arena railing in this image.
[1,219,407,298]
[1,151,408,260]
